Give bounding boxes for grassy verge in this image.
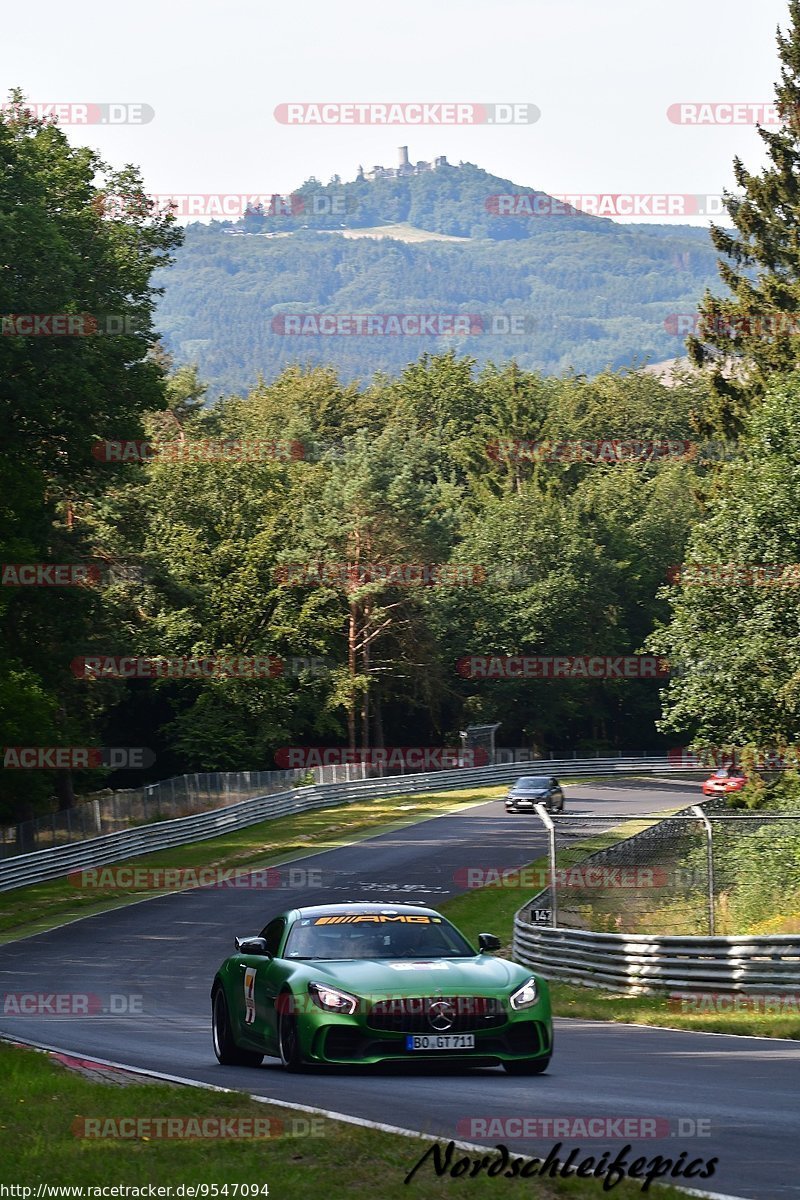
[0,785,507,945]
[549,981,800,1038]
[0,1041,695,1197]
[439,838,800,1040]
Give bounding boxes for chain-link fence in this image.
[0,748,668,860]
[0,768,315,858]
[528,797,800,936]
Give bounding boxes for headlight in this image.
[509,978,539,1010]
[308,981,359,1015]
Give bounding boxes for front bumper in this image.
[295,1001,553,1066]
[315,1018,551,1065]
[505,796,547,809]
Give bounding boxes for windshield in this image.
[515,776,551,788]
[283,913,475,961]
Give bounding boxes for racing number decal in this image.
[244,966,257,1024]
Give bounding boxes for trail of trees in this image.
[8,0,800,825]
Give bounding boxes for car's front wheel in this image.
[212,986,263,1067]
[277,994,306,1072]
[503,1056,551,1075]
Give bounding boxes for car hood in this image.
[509,788,548,796]
[290,955,532,996]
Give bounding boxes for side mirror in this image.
[235,936,270,955]
[478,932,502,953]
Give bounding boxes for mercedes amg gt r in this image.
[211,902,552,1073]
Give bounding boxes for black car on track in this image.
[504,775,564,814]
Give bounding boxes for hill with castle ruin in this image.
[154,152,720,395]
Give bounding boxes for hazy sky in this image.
[2,0,792,225]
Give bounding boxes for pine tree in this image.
[688,0,800,435]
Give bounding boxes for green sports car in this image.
[211,902,552,1073]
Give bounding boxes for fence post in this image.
[691,804,715,935]
[534,803,558,928]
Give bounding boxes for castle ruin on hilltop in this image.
[357,146,449,182]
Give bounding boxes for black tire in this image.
[503,1056,551,1075]
[212,986,263,1067]
[277,994,306,1072]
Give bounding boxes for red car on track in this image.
[701,767,748,797]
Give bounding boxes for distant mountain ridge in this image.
[238,152,604,240]
[155,155,720,395]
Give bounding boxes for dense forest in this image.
[154,162,719,395]
[7,0,800,832]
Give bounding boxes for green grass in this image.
[0,786,510,944]
[549,981,800,1039]
[0,1041,699,1197]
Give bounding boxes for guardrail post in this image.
[690,803,715,935]
[534,802,558,928]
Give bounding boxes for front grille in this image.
[367,995,506,1034]
[323,1020,549,1063]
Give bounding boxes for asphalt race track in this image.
[1,778,798,1199]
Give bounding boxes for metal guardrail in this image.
[0,755,695,892]
[512,799,800,993]
[512,920,800,993]
[0,751,681,857]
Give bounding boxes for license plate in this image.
[405,1034,475,1051]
